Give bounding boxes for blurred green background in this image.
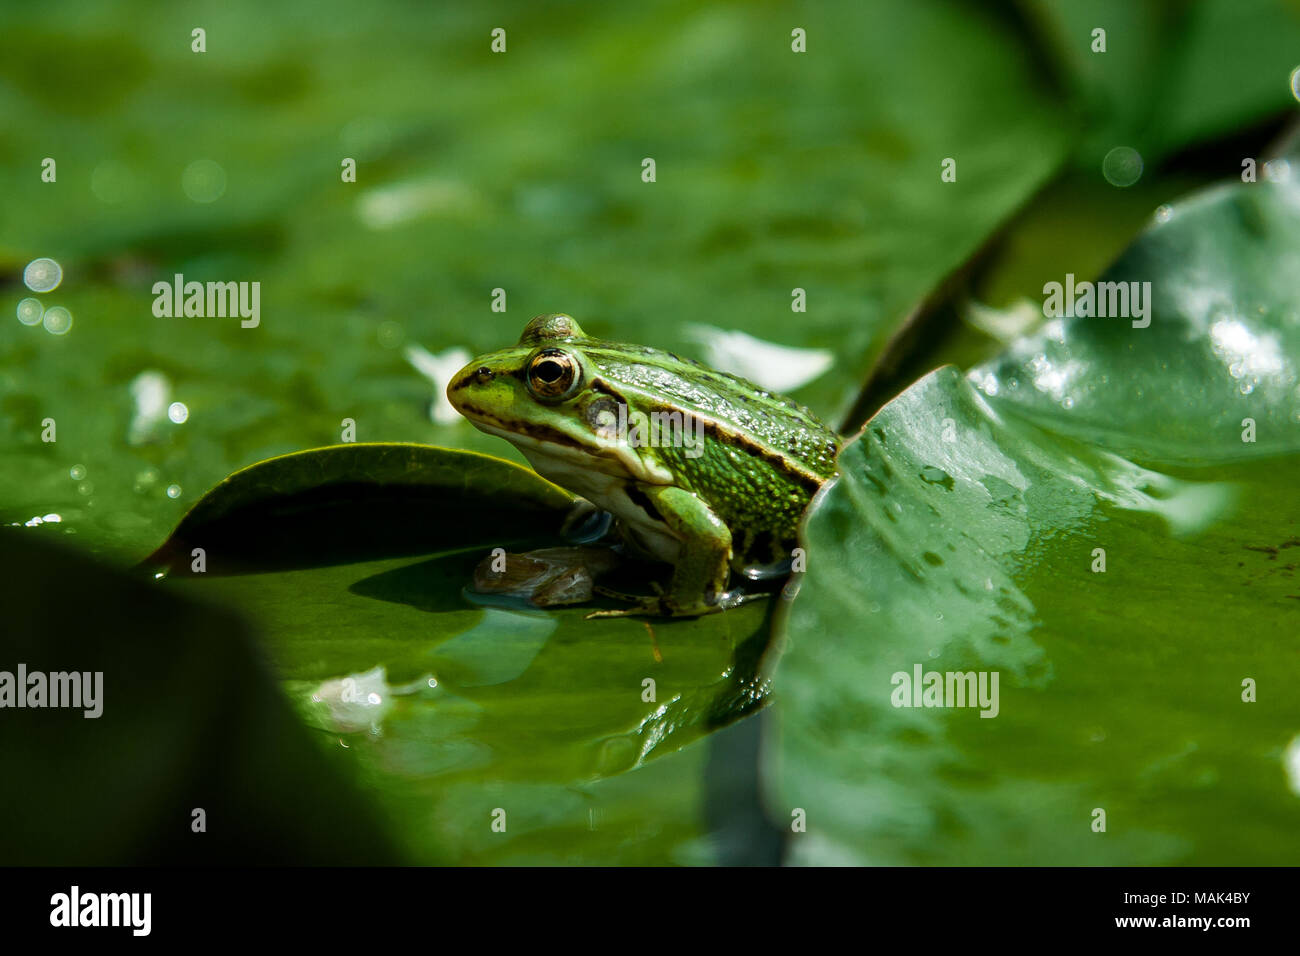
[3,0,1297,559]
[2,0,1298,865]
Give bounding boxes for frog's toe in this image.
[668,600,727,617]
[584,599,662,620]
[714,588,765,610]
[584,583,731,619]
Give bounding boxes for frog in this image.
[446,313,840,617]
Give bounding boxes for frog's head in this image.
[447,314,664,481]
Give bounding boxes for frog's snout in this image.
[446,362,493,400]
[445,359,507,422]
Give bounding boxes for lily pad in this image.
[1023,0,1300,164]
[142,442,576,574]
[765,176,1300,865]
[153,442,777,863]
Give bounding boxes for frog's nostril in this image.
[451,367,491,392]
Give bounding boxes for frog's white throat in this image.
[471,421,672,488]
[471,423,683,565]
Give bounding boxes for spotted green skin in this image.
[447,314,839,616]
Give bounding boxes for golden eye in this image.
[526,348,580,401]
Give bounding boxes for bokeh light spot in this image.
[182,160,227,203]
[42,306,73,335]
[17,298,44,325]
[1102,147,1143,187]
[23,257,62,292]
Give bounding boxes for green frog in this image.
[447,313,840,617]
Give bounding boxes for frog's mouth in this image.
[454,400,588,453]
[456,403,672,485]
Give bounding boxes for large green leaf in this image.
[1023,0,1300,165]
[153,442,775,864]
[765,175,1300,864]
[142,442,575,573]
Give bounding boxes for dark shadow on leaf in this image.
[140,444,573,577]
[348,551,493,614]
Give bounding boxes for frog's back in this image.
[583,343,839,563]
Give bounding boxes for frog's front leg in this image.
[588,483,731,618]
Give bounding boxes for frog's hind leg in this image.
[587,484,731,618]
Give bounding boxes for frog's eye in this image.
[526,348,581,401]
